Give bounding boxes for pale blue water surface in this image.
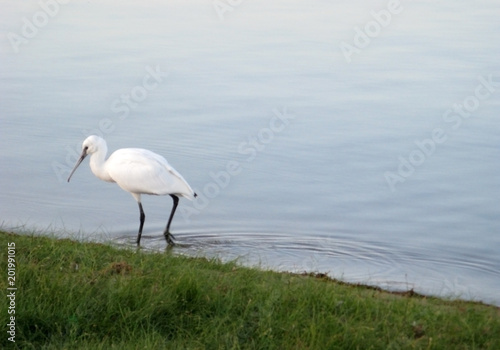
[1,0,499,305]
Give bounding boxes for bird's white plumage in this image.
[73,135,196,201]
[106,148,195,200]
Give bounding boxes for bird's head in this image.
[67,135,106,182]
[81,135,104,155]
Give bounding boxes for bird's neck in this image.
[89,147,114,182]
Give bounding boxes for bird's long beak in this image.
[67,150,88,182]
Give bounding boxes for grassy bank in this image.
[1,231,499,349]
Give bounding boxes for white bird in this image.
[67,135,197,246]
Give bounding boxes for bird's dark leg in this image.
[136,202,145,246]
[163,195,179,246]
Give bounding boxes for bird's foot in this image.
[164,232,176,246]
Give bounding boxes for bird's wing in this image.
[106,148,195,199]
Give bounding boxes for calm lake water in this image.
[1,0,499,305]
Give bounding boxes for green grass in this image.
[1,231,499,349]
